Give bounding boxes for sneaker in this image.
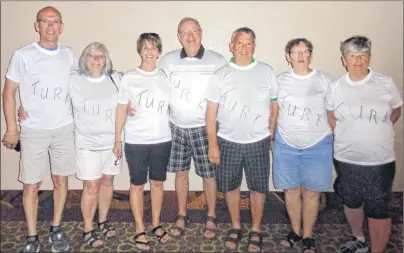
[22,236,41,253]
[49,227,69,252]
[339,236,369,253]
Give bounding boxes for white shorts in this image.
[19,123,76,184]
[76,148,122,180]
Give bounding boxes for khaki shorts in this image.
[76,148,122,180]
[19,123,76,184]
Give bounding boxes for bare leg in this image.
[51,175,68,227]
[224,188,241,250]
[130,183,150,250]
[150,180,169,243]
[97,175,115,237]
[23,183,41,236]
[81,179,103,247]
[344,206,365,238]
[302,188,320,239]
[368,218,391,253]
[170,171,189,236]
[248,190,266,252]
[202,177,217,238]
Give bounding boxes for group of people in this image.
[1,5,402,253]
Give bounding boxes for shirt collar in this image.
[180,45,205,59]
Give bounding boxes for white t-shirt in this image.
[158,48,227,128]
[118,68,171,144]
[5,42,75,129]
[69,72,121,150]
[325,69,403,165]
[277,69,333,149]
[205,61,279,144]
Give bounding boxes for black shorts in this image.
[125,141,172,185]
[334,159,395,219]
[216,136,271,194]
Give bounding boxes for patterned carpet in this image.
[1,191,403,252]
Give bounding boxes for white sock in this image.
[356,236,366,243]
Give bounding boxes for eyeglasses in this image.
[290,49,311,56]
[114,156,121,166]
[179,29,201,37]
[37,19,63,25]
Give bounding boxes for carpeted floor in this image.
[1,191,403,252]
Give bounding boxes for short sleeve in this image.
[157,54,170,75]
[5,50,25,84]
[387,76,403,109]
[205,73,221,103]
[325,81,337,110]
[268,68,279,100]
[117,75,130,104]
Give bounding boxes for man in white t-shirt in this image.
[326,35,403,253]
[156,17,227,239]
[205,27,279,252]
[2,6,74,253]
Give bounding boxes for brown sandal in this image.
[169,215,188,237]
[203,216,217,239]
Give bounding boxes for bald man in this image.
[2,6,74,252]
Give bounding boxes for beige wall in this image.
[1,1,403,191]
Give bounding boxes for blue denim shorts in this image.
[272,130,333,192]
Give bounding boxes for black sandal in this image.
[302,238,317,252]
[83,229,104,249]
[97,220,117,239]
[134,232,150,251]
[281,231,302,247]
[169,214,188,237]
[151,225,169,244]
[247,231,263,253]
[224,228,242,251]
[203,216,217,239]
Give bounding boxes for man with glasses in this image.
[156,17,227,239]
[2,6,75,252]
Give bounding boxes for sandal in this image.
[280,231,301,247]
[302,238,317,252]
[169,214,188,237]
[247,231,263,253]
[203,216,217,239]
[224,228,242,251]
[134,232,150,251]
[83,229,104,249]
[97,220,117,239]
[151,225,169,244]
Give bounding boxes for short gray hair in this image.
[284,38,313,54]
[231,27,256,43]
[340,35,372,56]
[78,42,113,76]
[177,17,201,33]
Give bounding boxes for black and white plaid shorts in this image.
[167,122,215,178]
[216,136,271,194]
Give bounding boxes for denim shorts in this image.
[272,130,333,192]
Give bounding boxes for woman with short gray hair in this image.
[326,35,402,253]
[274,38,334,253]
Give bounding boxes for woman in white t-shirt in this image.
[18,42,122,248]
[114,33,171,251]
[70,42,122,248]
[326,35,402,253]
[273,38,334,253]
